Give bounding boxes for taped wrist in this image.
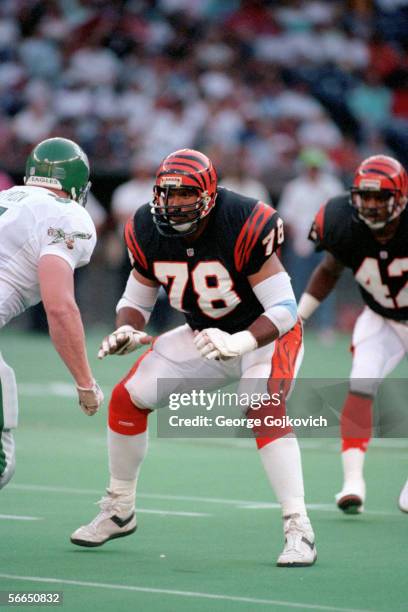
[76,379,97,392]
[297,293,320,321]
[252,272,297,337]
[231,330,258,354]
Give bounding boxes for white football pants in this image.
[0,351,18,489]
[123,323,304,411]
[350,307,408,396]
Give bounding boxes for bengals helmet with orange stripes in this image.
[151,148,218,237]
[350,155,408,229]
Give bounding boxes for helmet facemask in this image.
[151,149,218,238]
[72,181,92,207]
[151,184,212,237]
[351,187,402,229]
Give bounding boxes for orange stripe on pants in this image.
[254,321,303,449]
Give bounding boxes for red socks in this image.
[340,392,373,452]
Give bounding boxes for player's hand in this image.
[76,380,104,416]
[97,325,152,359]
[194,328,257,360]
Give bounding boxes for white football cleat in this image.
[335,479,365,514]
[71,490,137,547]
[276,514,317,567]
[398,479,408,513]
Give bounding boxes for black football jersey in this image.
[124,187,283,333]
[310,193,408,321]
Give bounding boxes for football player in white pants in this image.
[71,148,317,567]
[399,479,408,512]
[298,155,408,514]
[0,353,18,489]
[0,137,104,490]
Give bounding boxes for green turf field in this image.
[0,329,407,611]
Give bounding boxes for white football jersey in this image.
[0,185,96,328]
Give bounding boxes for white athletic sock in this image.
[109,477,137,496]
[342,448,365,484]
[259,436,307,517]
[107,428,148,509]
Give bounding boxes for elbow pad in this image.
[252,272,297,337]
[116,274,159,323]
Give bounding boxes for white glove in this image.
[194,328,257,360]
[98,325,150,359]
[76,380,104,416]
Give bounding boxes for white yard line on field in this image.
[17,383,408,451]
[0,573,375,612]
[8,483,402,517]
[136,509,210,517]
[0,514,42,521]
[7,485,209,518]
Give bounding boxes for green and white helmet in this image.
[24,137,91,206]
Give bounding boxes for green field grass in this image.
[0,329,407,612]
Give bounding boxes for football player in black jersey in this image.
[71,149,317,566]
[298,155,408,515]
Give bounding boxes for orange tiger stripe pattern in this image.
[255,320,303,449]
[355,155,408,195]
[125,217,148,270]
[313,203,326,242]
[157,150,215,192]
[234,202,275,272]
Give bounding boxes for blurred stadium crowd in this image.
[1,0,407,184]
[0,0,407,330]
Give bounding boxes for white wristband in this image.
[298,293,320,320]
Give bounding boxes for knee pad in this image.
[108,380,151,436]
[0,430,16,490]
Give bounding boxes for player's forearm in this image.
[116,307,146,330]
[298,256,343,321]
[248,315,280,348]
[303,263,341,302]
[46,303,94,388]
